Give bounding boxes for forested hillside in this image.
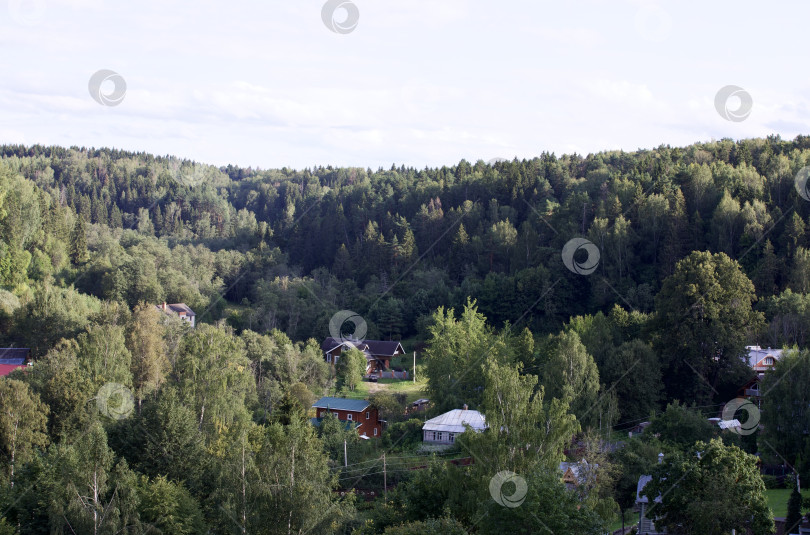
[3,136,810,342]
[1,137,809,533]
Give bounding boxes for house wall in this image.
[316,407,382,438]
[422,430,457,444]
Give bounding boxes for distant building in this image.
[746,345,782,371]
[0,348,29,377]
[558,460,599,490]
[422,405,486,445]
[321,337,404,375]
[411,398,430,412]
[628,421,652,437]
[559,462,581,489]
[739,345,784,406]
[311,396,383,438]
[156,302,196,327]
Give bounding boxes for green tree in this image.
[604,340,663,422]
[69,215,88,264]
[136,474,207,535]
[786,484,804,535]
[424,300,512,413]
[126,303,169,413]
[464,359,578,475]
[335,347,366,392]
[645,439,774,535]
[173,323,255,442]
[646,401,716,449]
[611,437,663,533]
[761,349,810,467]
[0,379,49,487]
[537,330,600,429]
[655,251,763,404]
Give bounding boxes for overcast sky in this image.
[1,0,809,170]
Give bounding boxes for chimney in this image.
[462,404,468,411]
[162,302,167,311]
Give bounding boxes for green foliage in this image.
[655,251,763,404]
[786,484,804,535]
[0,378,49,485]
[379,419,424,451]
[761,349,810,467]
[536,330,601,429]
[645,438,774,535]
[424,300,514,414]
[646,401,716,449]
[3,137,810,533]
[336,347,367,392]
[136,474,207,534]
[382,516,469,534]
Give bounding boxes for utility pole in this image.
[344,439,348,467]
[383,453,387,502]
[413,351,416,383]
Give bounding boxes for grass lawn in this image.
[334,378,427,404]
[766,488,810,518]
[608,511,639,533]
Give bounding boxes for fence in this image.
[378,370,409,380]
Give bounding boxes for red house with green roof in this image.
[311,396,383,438]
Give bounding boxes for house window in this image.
[374,428,378,436]
[765,357,774,365]
[366,411,370,420]
[347,413,353,421]
[449,433,455,443]
[326,355,331,363]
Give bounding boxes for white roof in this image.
[746,347,782,368]
[422,408,486,434]
[718,419,741,429]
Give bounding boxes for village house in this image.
[422,405,486,445]
[739,345,784,406]
[321,337,404,375]
[0,348,30,377]
[311,396,383,438]
[155,302,196,327]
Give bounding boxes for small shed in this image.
[411,399,430,412]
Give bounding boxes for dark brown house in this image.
[321,337,404,375]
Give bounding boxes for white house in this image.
[156,302,196,327]
[422,405,486,445]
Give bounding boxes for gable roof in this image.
[321,337,404,357]
[156,303,196,317]
[745,346,782,368]
[423,408,486,433]
[312,396,371,412]
[0,348,29,360]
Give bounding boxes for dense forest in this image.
[1,137,810,533]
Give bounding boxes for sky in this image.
[1,0,809,170]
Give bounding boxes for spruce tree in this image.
[69,215,88,264]
[786,484,803,534]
